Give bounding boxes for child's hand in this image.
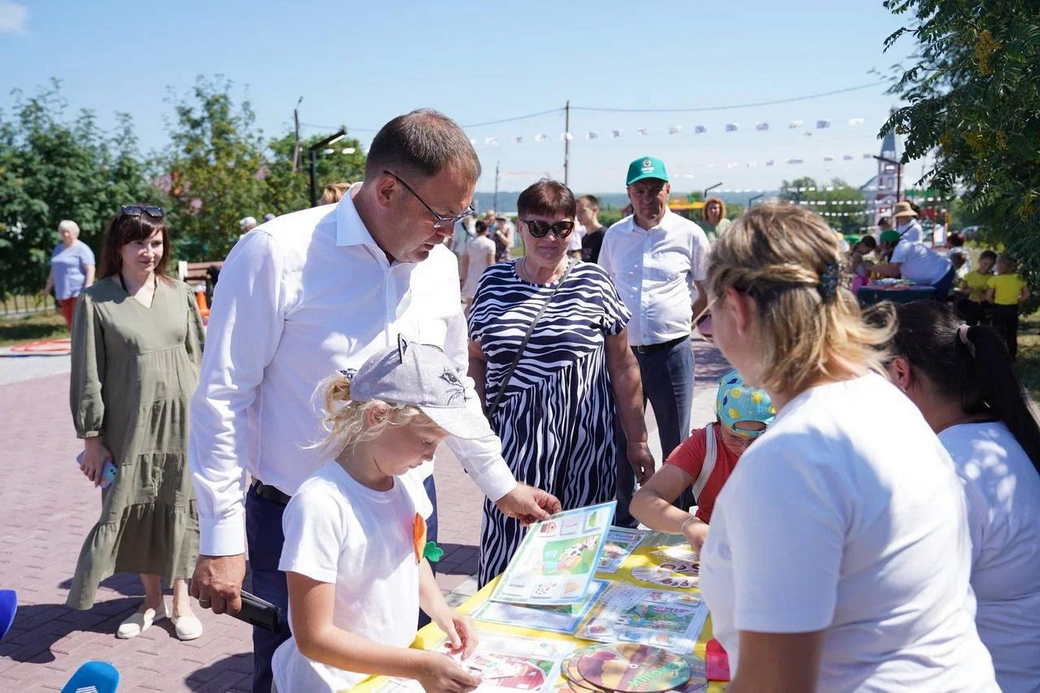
[435,610,478,659]
[418,651,480,693]
[681,516,710,553]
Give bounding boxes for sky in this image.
[1,0,921,194]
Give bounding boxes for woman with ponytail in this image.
[697,204,997,692]
[885,300,1040,692]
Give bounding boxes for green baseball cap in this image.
[880,229,901,244]
[626,156,669,186]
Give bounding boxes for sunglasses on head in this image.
[523,219,575,239]
[121,205,164,219]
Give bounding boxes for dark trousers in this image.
[991,304,1020,360]
[956,299,991,326]
[245,474,439,693]
[618,336,695,523]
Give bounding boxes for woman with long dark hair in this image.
[884,300,1040,692]
[68,205,204,641]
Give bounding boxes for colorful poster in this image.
[491,502,616,605]
[575,585,709,654]
[472,580,609,634]
[597,527,649,573]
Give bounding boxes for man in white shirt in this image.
[188,109,560,693]
[600,156,710,524]
[872,228,955,297]
[892,200,923,242]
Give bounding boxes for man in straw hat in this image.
[892,200,924,243]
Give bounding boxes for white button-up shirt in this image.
[189,192,516,556]
[897,219,923,242]
[599,210,710,346]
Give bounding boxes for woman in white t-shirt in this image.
[884,300,1040,692]
[272,339,486,693]
[697,203,997,692]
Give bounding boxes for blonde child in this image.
[630,370,775,552]
[985,254,1030,359]
[272,338,487,693]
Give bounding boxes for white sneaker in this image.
[116,601,168,639]
[171,612,203,641]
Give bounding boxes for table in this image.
[857,284,936,306]
[352,533,726,692]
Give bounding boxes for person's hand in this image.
[190,554,247,615]
[416,651,480,693]
[627,442,655,485]
[80,438,112,487]
[494,483,561,525]
[681,516,710,553]
[433,609,478,659]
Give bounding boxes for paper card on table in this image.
[597,527,649,573]
[491,502,616,606]
[574,584,709,654]
[376,632,577,693]
[473,580,609,634]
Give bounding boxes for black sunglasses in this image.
[121,205,164,219]
[523,219,575,239]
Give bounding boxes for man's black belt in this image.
[249,479,291,506]
[632,335,687,354]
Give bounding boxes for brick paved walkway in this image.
[0,338,727,691]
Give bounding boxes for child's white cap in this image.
[345,336,493,440]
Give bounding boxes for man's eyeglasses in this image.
[120,205,164,219]
[523,219,575,239]
[384,170,474,229]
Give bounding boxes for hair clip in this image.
[957,324,976,358]
[818,262,840,301]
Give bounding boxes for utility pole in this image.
[292,97,303,173]
[703,181,722,201]
[563,100,571,186]
[493,161,500,213]
[748,192,764,208]
[308,127,347,207]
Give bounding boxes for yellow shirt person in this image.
[963,271,992,303]
[987,273,1028,306]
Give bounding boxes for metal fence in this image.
[0,292,57,318]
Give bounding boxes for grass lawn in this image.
[1015,309,1040,403]
[0,310,68,347]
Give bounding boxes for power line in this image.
[298,107,565,135]
[571,81,888,114]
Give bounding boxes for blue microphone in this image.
[0,589,15,640]
[61,661,120,693]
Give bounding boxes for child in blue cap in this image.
[631,369,774,552]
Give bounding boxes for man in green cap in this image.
[600,156,711,524]
[870,227,955,297]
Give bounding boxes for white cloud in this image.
[0,2,28,33]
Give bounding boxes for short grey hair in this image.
[364,109,481,183]
[58,220,80,236]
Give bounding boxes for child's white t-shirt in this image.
[939,421,1040,692]
[700,373,998,692]
[272,462,432,693]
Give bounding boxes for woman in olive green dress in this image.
[69,205,204,641]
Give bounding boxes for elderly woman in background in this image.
[68,205,204,642]
[43,220,95,329]
[883,300,1040,692]
[468,179,654,586]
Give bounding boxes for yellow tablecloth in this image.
[351,534,727,692]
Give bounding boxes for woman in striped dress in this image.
[468,179,654,586]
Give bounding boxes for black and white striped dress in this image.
[469,260,631,586]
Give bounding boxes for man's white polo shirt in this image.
[599,210,709,347]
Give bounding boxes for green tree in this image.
[882,0,1040,274]
[779,176,869,234]
[263,131,366,214]
[0,81,150,298]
